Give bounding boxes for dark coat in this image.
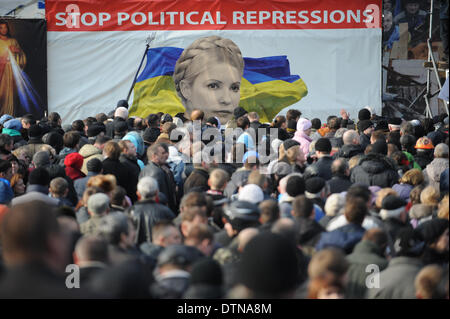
[296,217,325,252]
[359,133,371,151]
[316,223,366,254]
[127,198,176,246]
[304,155,334,181]
[350,153,399,188]
[102,158,134,201]
[327,175,352,194]
[0,262,92,298]
[337,144,363,159]
[74,172,99,200]
[119,154,140,203]
[346,240,389,299]
[183,168,209,194]
[140,161,177,213]
[367,256,423,299]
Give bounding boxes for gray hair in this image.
[434,143,449,158]
[137,176,159,199]
[343,130,359,145]
[98,212,129,245]
[335,128,348,139]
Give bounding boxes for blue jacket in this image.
[0,178,14,204]
[316,223,366,254]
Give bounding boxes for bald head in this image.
[434,143,449,158]
[343,130,360,145]
[75,235,109,264]
[237,228,259,252]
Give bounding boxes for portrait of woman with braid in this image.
[173,35,244,125]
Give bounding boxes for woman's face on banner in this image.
[185,62,241,124]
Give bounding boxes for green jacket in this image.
[403,151,422,171]
[345,240,389,299]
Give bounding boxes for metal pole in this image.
[126,33,156,103]
[424,0,435,118]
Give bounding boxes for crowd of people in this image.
[0,102,448,299]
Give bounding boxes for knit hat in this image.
[64,152,84,170]
[238,184,264,204]
[416,219,449,244]
[143,128,160,144]
[32,151,50,167]
[190,258,223,286]
[28,124,43,139]
[393,228,425,257]
[358,109,371,121]
[296,118,312,132]
[87,123,105,138]
[286,175,305,197]
[116,100,129,108]
[87,193,110,215]
[272,161,292,176]
[86,158,103,173]
[380,195,406,220]
[388,117,402,126]
[114,121,128,134]
[114,107,129,120]
[161,113,173,124]
[375,120,389,132]
[282,139,300,151]
[238,232,299,295]
[371,141,388,155]
[315,138,332,153]
[358,120,373,132]
[3,119,22,131]
[233,106,248,119]
[0,114,13,125]
[271,138,283,153]
[223,200,260,223]
[305,176,326,196]
[157,244,203,268]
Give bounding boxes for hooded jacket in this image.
[350,153,399,188]
[337,144,363,159]
[346,240,389,299]
[423,158,449,190]
[79,144,103,175]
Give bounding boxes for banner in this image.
[46,0,382,124]
[0,18,47,119]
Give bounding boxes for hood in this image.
[409,204,434,220]
[352,239,385,257]
[79,144,102,158]
[123,131,145,157]
[339,144,362,157]
[359,153,395,174]
[426,158,449,182]
[59,147,76,157]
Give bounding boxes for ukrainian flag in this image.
[129,47,308,123]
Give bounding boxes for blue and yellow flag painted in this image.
[129,47,308,123]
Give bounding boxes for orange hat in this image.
[414,137,434,150]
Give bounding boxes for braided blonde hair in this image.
[173,36,244,103]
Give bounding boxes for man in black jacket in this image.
[350,141,399,188]
[139,142,178,213]
[338,129,364,159]
[304,138,334,181]
[327,158,352,194]
[0,201,91,298]
[118,140,140,203]
[127,176,175,246]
